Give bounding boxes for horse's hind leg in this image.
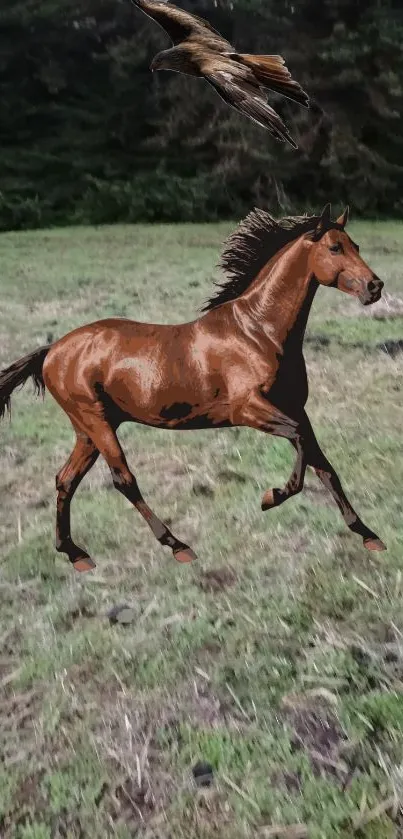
[56,430,99,571]
[74,410,196,563]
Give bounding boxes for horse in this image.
[0,203,386,572]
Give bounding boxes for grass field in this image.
[1,219,403,839]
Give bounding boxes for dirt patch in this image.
[51,812,86,839]
[101,753,175,832]
[0,624,24,658]
[0,683,48,828]
[92,695,179,830]
[16,770,46,806]
[190,788,236,835]
[1,769,48,835]
[305,334,330,350]
[0,472,49,515]
[217,468,249,484]
[271,768,303,795]
[192,480,215,498]
[188,683,227,728]
[4,769,46,829]
[198,567,237,592]
[157,682,229,737]
[281,695,349,781]
[290,706,344,754]
[107,776,158,827]
[56,603,97,631]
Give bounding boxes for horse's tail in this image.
[0,345,51,420]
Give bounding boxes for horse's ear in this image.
[312,203,332,240]
[336,205,349,228]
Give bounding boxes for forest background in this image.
[1,0,403,231]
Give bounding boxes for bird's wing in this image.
[203,64,298,148]
[230,53,309,108]
[131,0,232,48]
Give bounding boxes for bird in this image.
[131,0,310,149]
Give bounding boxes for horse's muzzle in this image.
[359,276,384,306]
[337,272,384,305]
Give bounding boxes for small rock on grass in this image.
[107,603,136,625]
[192,761,214,787]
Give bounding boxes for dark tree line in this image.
[0,0,402,230]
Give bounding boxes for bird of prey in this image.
[131,0,309,148]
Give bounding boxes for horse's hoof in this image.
[364,537,387,552]
[261,488,276,511]
[174,547,197,563]
[73,556,97,572]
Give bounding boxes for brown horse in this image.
[0,203,386,572]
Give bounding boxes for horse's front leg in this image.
[298,411,386,551]
[237,390,306,509]
[261,434,307,510]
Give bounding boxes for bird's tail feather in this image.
[206,71,298,148]
[232,53,309,108]
[238,96,298,148]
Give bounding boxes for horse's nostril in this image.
[368,278,383,293]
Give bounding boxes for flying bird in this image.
[131,0,309,148]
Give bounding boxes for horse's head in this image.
[307,204,384,306]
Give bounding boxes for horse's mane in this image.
[201,209,323,312]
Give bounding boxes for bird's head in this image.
[150,53,169,72]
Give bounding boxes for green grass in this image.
[1,220,403,838]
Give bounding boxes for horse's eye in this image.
[329,243,343,254]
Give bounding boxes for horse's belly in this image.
[115,403,233,431]
[107,371,232,430]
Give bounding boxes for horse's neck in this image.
[234,237,316,353]
[284,274,318,350]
